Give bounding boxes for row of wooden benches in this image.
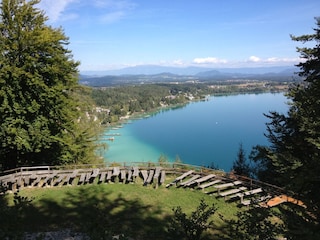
[0,166,166,191]
[166,170,268,206]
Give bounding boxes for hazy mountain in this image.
[196,67,297,78]
[81,65,297,77]
[81,65,213,76]
[79,65,299,87]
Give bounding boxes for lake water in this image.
[100,93,288,171]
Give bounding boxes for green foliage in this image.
[0,188,34,239]
[0,0,101,169]
[175,154,183,163]
[221,207,284,240]
[250,17,320,223]
[167,199,217,240]
[232,143,252,177]
[158,153,169,163]
[91,83,214,124]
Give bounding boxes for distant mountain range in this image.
[79,65,299,87]
[81,65,298,76]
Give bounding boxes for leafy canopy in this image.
[0,0,100,169]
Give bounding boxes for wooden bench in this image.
[145,169,155,185]
[166,170,194,188]
[120,169,127,183]
[99,171,107,183]
[230,188,263,204]
[219,186,247,199]
[194,174,216,186]
[198,179,221,190]
[180,175,201,187]
[215,181,243,194]
[160,170,166,183]
[140,170,148,183]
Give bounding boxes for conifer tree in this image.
[0,0,99,169]
[251,17,320,221]
[232,143,251,177]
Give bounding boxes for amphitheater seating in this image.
[0,165,297,208]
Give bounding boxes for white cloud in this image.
[172,59,185,66]
[36,0,135,24]
[37,0,78,23]
[94,0,135,10]
[193,57,227,64]
[248,56,261,62]
[246,56,301,65]
[100,11,126,23]
[266,57,301,63]
[95,0,136,23]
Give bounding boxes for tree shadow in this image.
[1,185,172,239]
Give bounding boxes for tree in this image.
[232,143,251,177]
[0,0,99,169]
[250,18,320,222]
[167,199,217,240]
[221,207,284,240]
[158,153,168,163]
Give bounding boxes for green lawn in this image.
[4,183,241,239]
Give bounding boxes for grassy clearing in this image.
[5,183,241,239]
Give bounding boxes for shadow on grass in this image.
[1,185,171,239]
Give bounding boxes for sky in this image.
[35,0,320,72]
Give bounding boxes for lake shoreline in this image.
[101,92,288,171]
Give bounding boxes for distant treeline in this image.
[91,81,289,124]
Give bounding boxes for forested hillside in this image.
[91,81,288,124]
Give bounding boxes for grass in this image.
[4,182,241,239]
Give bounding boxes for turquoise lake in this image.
[100,93,288,171]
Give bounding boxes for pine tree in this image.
[232,143,251,177]
[250,17,320,221]
[0,0,99,169]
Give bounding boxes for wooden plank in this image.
[242,199,251,206]
[233,180,242,185]
[91,169,100,178]
[194,174,216,184]
[70,170,79,178]
[146,169,155,184]
[180,175,201,187]
[214,182,234,189]
[120,169,126,179]
[78,173,86,184]
[160,170,166,184]
[243,188,263,196]
[153,167,162,179]
[232,188,263,203]
[42,172,57,187]
[127,169,133,181]
[166,170,195,188]
[31,176,42,187]
[85,172,91,182]
[106,170,113,180]
[219,187,247,197]
[24,176,30,186]
[120,169,126,183]
[113,167,120,176]
[99,171,107,183]
[176,170,194,181]
[198,179,221,189]
[132,167,139,177]
[52,174,66,186]
[140,170,148,182]
[63,174,72,185]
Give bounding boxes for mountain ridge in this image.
[81,65,298,76]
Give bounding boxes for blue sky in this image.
[36,0,320,72]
